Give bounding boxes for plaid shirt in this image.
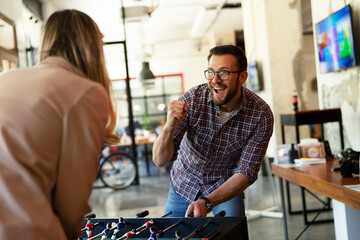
[170,84,273,203]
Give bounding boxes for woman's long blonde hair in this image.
[40,9,119,144]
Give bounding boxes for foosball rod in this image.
[183,219,212,240]
[156,220,184,238]
[116,211,172,240]
[161,211,172,218]
[187,210,226,218]
[110,217,126,231]
[89,210,150,240]
[81,213,97,232]
[135,211,172,234]
[81,222,101,233]
[182,211,226,239]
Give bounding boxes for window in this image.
[113,74,184,138]
[0,13,18,72]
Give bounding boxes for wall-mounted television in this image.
[315,5,356,73]
[247,61,263,92]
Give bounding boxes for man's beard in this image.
[209,80,239,106]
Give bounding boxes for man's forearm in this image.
[152,127,175,167]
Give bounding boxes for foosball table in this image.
[80,211,248,240]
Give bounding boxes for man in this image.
[153,45,273,217]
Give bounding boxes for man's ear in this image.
[239,71,248,85]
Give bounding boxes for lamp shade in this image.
[139,61,155,81]
[138,62,155,89]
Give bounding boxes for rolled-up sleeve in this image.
[233,108,274,184]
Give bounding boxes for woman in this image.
[0,10,119,239]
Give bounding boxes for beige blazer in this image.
[0,57,109,239]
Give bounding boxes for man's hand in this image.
[152,100,189,167]
[165,100,190,130]
[185,174,250,217]
[185,199,208,217]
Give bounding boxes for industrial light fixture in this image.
[138,61,155,89]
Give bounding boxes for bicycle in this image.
[96,145,137,190]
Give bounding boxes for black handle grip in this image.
[84,213,96,219]
[136,210,149,218]
[215,210,226,217]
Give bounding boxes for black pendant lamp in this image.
[138,61,155,89]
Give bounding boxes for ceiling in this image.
[40,0,243,55]
[35,0,243,80]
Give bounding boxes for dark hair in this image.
[207,45,247,71]
[175,231,180,236]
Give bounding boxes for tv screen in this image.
[248,61,263,92]
[315,5,356,73]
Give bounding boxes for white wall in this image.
[311,0,360,151]
[242,0,307,157]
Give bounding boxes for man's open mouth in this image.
[213,86,226,94]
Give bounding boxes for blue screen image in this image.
[315,5,356,73]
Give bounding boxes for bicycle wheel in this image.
[99,152,136,190]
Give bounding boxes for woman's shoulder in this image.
[39,57,105,93]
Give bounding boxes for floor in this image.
[89,162,335,240]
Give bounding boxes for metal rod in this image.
[279,177,289,240]
[120,0,139,185]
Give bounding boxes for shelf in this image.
[280,108,344,149]
[280,108,342,126]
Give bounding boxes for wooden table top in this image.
[117,136,156,146]
[271,159,360,210]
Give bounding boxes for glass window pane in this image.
[149,115,166,134]
[104,44,126,80]
[112,74,183,143]
[133,116,145,132]
[113,81,127,100]
[116,100,128,116]
[166,94,181,103]
[147,96,167,115]
[132,98,145,117]
[163,75,183,94]
[130,80,145,97]
[145,78,163,97]
[133,115,165,133]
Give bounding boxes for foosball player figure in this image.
[175,231,182,240]
[85,219,93,239]
[148,226,157,240]
[120,229,135,239]
[101,223,112,240]
[111,217,125,239]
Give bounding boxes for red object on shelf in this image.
[292,89,298,111]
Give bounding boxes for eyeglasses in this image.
[204,69,243,81]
